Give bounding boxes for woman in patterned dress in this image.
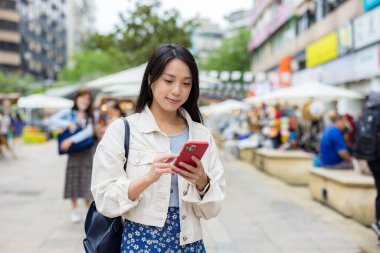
[92,44,226,252]
[49,88,94,223]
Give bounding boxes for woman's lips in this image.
[166,98,180,104]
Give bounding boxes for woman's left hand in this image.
[60,138,73,151]
[174,156,209,191]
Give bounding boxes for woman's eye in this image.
[164,80,173,83]
[183,83,191,86]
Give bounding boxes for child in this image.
[91,44,226,252]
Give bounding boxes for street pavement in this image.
[0,141,378,253]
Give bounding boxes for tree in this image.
[201,28,251,72]
[0,72,35,94]
[59,0,193,82]
[59,50,123,82]
[115,0,193,66]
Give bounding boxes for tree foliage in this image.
[201,28,251,72]
[60,0,193,82]
[59,50,122,82]
[0,72,35,94]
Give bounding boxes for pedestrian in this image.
[49,88,94,223]
[354,92,380,244]
[319,111,353,169]
[0,109,17,158]
[10,111,26,150]
[94,100,125,141]
[91,44,226,252]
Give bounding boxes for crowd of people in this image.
[217,100,360,165]
[215,93,380,245]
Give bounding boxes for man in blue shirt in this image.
[319,114,353,169]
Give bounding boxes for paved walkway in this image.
[0,141,378,253]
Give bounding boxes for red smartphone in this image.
[174,141,209,171]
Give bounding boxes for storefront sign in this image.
[353,43,380,80]
[291,67,323,86]
[363,0,380,11]
[320,55,354,85]
[353,7,380,49]
[306,32,338,68]
[337,22,353,56]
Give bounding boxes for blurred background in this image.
[1,0,380,252]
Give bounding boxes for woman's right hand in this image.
[145,154,179,184]
[68,123,77,131]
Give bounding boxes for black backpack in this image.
[83,118,130,253]
[354,107,380,161]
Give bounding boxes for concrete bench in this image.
[213,133,225,149]
[238,147,257,163]
[309,168,375,226]
[254,149,313,185]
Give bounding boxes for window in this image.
[0,41,19,52]
[0,20,18,31]
[0,0,16,10]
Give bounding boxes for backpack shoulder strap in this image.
[122,118,130,171]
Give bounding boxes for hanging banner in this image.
[278,55,292,87]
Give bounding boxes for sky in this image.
[94,0,253,34]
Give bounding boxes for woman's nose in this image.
[171,83,181,95]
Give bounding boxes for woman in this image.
[94,100,125,142]
[92,44,226,252]
[49,88,94,223]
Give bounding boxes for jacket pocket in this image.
[126,149,156,179]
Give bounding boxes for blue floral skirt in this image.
[121,207,206,253]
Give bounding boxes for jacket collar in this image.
[138,105,195,138]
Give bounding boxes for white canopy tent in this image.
[200,99,249,116]
[86,62,221,97]
[17,94,74,109]
[86,63,147,89]
[17,94,74,126]
[244,81,364,105]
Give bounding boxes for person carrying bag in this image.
[91,44,226,252]
[48,88,95,223]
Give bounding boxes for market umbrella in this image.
[200,99,249,116]
[86,63,146,89]
[17,94,74,109]
[245,81,364,105]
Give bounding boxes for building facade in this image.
[0,0,21,73]
[0,0,67,80]
[248,0,380,98]
[190,18,224,62]
[224,9,251,38]
[66,0,95,64]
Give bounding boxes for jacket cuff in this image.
[181,173,223,204]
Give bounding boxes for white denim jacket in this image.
[91,105,226,245]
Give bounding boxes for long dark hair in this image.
[135,44,203,124]
[72,88,93,120]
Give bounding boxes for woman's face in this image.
[106,107,120,120]
[150,59,192,113]
[76,94,91,112]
